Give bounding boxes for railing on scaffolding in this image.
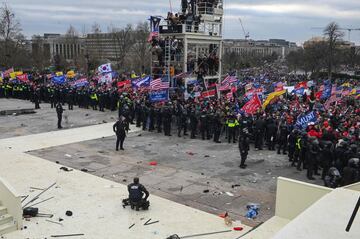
[160,23,221,36]
[197,1,223,15]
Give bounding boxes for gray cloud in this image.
[7,0,360,44]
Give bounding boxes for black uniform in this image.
[200,111,209,140]
[155,107,163,133]
[34,89,41,109]
[266,119,277,151]
[177,104,188,137]
[239,130,250,168]
[254,117,266,150]
[213,113,222,143]
[189,109,198,139]
[307,137,320,180]
[113,119,127,151]
[56,103,63,129]
[163,106,172,136]
[277,123,288,155]
[128,182,149,202]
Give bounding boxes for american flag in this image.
[150,78,170,91]
[226,91,233,100]
[221,75,238,85]
[218,83,230,91]
[174,71,192,79]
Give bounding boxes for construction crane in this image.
[339,28,360,42]
[238,18,250,40]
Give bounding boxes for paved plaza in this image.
[0,99,325,226]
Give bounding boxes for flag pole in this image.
[169,0,173,13]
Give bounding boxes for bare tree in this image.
[64,25,82,68]
[31,35,51,70]
[132,21,150,74]
[111,24,135,70]
[0,3,22,67]
[323,22,344,79]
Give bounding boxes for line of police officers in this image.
[1,82,359,188]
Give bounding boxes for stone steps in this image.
[0,202,17,235]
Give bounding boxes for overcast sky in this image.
[7,0,360,45]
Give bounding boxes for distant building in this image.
[85,33,121,61]
[223,39,299,59]
[31,34,86,62]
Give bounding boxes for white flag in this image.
[98,63,112,74]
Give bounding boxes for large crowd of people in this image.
[1,65,359,188]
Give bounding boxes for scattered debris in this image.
[46,219,63,226]
[179,230,232,238]
[102,120,107,123]
[21,195,29,203]
[51,233,84,237]
[60,167,73,172]
[81,168,96,173]
[128,223,135,229]
[186,151,194,156]
[144,219,151,225]
[25,197,54,208]
[35,213,54,218]
[180,186,183,192]
[22,182,57,209]
[144,219,159,226]
[226,192,234,197]
[224,212,232,226]
[64,154,72,158]
[246,203,260,219]
[145,220,159,226]
[137,134,142,137]
[122,179,127,182]
[167,235,180,239]
[23,207,38,217]
[233,227,243,231]
[65,210,73,216]
[231,184,241,188]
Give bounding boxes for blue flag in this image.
[52,76,66,85]
[295,111,317,129]
[292,88,305,95]
[321,84,332,99]
[132,76,151,89]
[149,89,168,102]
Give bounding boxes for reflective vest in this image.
[296,138,301,150]
[227,119,239,128]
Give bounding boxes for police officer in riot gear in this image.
[127,177,150,211]
[342,158,359,186]
[113,117,127,151]
[56,103,63,129]
[324,167,341,188]
[239,128,250,169]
